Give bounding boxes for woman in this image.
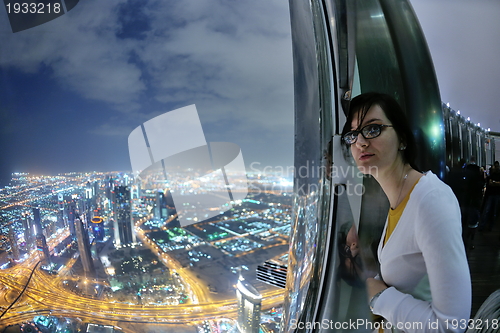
[341,92,471,332]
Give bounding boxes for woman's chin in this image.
[355,164,378,176]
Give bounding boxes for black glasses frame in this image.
[342,124,393,145]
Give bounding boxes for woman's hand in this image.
[366,277,389,300]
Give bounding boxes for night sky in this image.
[1,0,499,186]
[0,0,294,185]
[411,0,500,132]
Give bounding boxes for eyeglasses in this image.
[342,124,393,145]
[343,245,353,259]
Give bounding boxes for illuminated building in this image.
[112,185,136,246]
[106,176,114,201]
[8,226,20,261]
[67,200,77,238]
[58,193,64,211]
[155,190,168,221]
[75,217,95,275]
[32,207,51,263]
[85,180,100,208]
[256,260,287,289]
[32,207,42,234]
[21,212,33,250]
[85,181,93,201]
[236,277,262,333]
[93,180,100,198]
[131,183,140,199]
[91,216,105,241]
[35,234,50,263]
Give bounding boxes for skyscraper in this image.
[32,207,42,235]
[75,217,95,275]
[130,183,140,200]
[58,193,64,212]
[85,181,93,201]
[67,201,77,239]
[90,215,105,241]
[236,277,262,333]
[35,234,51,263]
[21,212,33,250]
[8,225,20,261]
[154,190,168,221]
[106,176,114,201]
[32,208,51,264]
[57,193,66,228]
[112,186,136,246]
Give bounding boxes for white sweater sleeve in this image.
[373,184,471,332]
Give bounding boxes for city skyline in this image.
[0,170,292,330]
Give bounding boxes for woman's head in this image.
[338,222,363,287]
[341,92,419,174]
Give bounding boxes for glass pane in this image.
[0,1,294,332]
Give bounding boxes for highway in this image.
[0,224,284,330]
[0,263,284,328]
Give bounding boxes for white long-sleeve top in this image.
[372,171,471,333]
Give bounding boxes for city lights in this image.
[0,170,291,330]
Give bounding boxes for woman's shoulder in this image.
[412,171,458,205]
[411,172,462,234]
[415,171,452,192]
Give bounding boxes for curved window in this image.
[0,1,294,331]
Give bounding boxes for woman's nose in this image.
[355,133,369,148]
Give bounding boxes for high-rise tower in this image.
[67,201,77,239]
[32,207,42,235]
[21,211,33,250]
[236,277,262,333]
[8,225,20,261]
[35,234,51,263]
[75,217,95,275]
[112,186,136,246]
[33,207,51,263]
[154,190,168,221]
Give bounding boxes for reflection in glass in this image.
[0,1,294,331]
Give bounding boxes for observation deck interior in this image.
[468,218,500,317]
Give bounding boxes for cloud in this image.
[138,0,294,127]
[0,0,295,174]
[0,0,146,112]
[0,0,294,126]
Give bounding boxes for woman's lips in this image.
[359,153,374,161]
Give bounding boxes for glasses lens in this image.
[362,124,381,139]
[344,245,352,258]
[343,132,356,144]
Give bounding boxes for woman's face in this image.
[349,104,402,177]
[346,225,359,258]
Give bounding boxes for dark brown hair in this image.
[341,92,420,172]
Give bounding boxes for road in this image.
[0,264,284,329]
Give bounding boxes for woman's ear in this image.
[398,136,407,151]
